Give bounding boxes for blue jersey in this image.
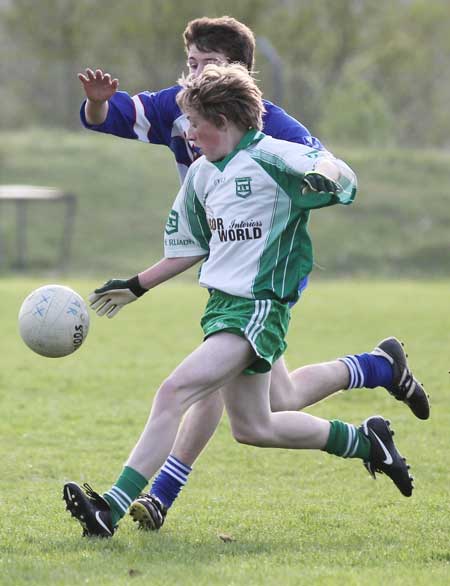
[80,85,323,183]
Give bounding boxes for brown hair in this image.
[183,16,255,71]
[177,63,264,131]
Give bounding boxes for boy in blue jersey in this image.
[75,17,429,531]
[79,17,321,184]
[64,64,419,538]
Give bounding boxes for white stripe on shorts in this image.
[245,299,271,347]
[249,300,272,344]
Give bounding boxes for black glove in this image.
[88,275,148,318]
[302,171,340,195]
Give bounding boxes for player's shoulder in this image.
[262,99,309,138]
[136,84,181,110]
[186,156,216,198]
[185,154,208,182]
[137,84,180,100]
[255,134,319,159]
[262,100,323,149]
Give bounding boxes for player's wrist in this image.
[86,97,108,105]
[126,275,149,297]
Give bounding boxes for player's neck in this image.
[211,125,246,161]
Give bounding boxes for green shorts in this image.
[201,290,291,375]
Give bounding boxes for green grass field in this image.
[1,277,449,586]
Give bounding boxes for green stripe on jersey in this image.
[270,209,312,299]
[249,152,314,301]
[184,170,211,250]
[250,148,338,208]
[250,149,302,200]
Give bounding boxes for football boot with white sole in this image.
[371,337,430,420]
[63,482,115,537]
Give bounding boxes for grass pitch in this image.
[0,277,449,586]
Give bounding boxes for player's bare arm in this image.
[138,255,206,290]
[78,68,119,124]
[89,255,205,318]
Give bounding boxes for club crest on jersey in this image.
[165,209,179,235]
[235,177,252,198]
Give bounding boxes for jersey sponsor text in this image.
[208,216,262,242]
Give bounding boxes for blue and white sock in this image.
[150,455,192,509]
[339,352,393,389]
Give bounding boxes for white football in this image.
[18,284,90,357]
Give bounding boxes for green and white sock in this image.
[324,419,371,460]
[103,466,148,526]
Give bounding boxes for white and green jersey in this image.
[164,130,357,303]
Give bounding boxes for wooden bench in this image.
[0,185,76,270]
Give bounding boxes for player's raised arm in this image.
[78,68,119,125]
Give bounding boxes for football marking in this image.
[19,284,90,357]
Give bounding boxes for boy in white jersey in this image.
[76,17,429,531]
[63,64,417,538]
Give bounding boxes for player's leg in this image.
[63,332,254,537]
[171,395,224,465]
[123,335,249,478]
[133,335,429,532]
[130,292,293,530]
[269,338,429,419]
[268,275,349,412]
[136,393,224,528]
[270,276,428,417]
[142,294,346,529]
[268,356,349,411]
[223,371,330,448]
[137,359,327,532]
[223,372,413,497]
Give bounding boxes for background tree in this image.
[1,0,449,146]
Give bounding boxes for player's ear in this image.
[216,113,228,129]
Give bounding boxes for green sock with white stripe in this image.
[325,420,371,460]
[103,466,148,526]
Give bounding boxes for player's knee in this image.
[157,376,187,416]
[231,422,268,446]
[269,379,295,412]
[269,393,290,412]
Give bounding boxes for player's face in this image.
[186,110,229,161]
[187,45,229,78]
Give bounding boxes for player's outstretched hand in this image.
[78,68,119,103]
[89,276,148,319]
[302,172,340,195]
